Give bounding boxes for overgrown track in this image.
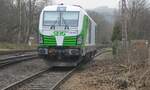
[0,53,38,67]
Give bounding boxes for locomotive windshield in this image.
[43,11,79,27]
[43,12,60,26]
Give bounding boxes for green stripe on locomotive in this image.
[80,15,89,46]
[38,15,89,47]
[63,36,77,46]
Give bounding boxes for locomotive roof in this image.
[43,5,82,11]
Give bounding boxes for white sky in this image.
[54,0,120,9]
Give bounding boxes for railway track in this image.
[1,49,110,90]
[2,68,49,90]
[0,53,38,68]
[51,49,111,90]
[95,48,112,57]
[1,67,75,90]
[0,49,36,55]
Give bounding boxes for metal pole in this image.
[120,0,130,63]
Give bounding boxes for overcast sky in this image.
[54,0,120,9]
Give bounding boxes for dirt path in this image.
[60,52,150,90]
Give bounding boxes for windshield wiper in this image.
[50,21,57,29]
[62,18,69,30]
[50,17,59,30]
[50,25,55,29]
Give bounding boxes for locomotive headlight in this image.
[39,35,43,44]
[77,36,83,45]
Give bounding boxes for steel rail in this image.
[2,69,50,90]
[1,49,110,90]
[0,49,36,55]
[50,66,79,90]
[51,49,111,90]
[0,63,78,90]
[0,54,36,61]
[0,54,38,68]
[95,49,112,57]
[1,67,75,90]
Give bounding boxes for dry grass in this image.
[60,47,150,90]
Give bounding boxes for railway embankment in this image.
[60,51,150,90]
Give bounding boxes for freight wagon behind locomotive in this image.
[38,4,97,67]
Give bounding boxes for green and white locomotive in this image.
[38,4,97,66]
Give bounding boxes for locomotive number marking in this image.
[53,31,66,36]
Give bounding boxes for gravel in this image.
[0,58,48,89]
[17,71,67,90]
[59,51,150,90]
[59,52,118,90]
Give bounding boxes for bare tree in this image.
[0,0,48,44]
[127,0,150,40]
[87,10,113,44]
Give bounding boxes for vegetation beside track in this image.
[60,49,150,90]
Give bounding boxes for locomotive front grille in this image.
[43,36,56,46]
[42,36,77,46]
[63,36,77,46]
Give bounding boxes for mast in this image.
[121,0,128,48]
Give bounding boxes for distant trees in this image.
[0,0,49,44]
[127,0,150,40]
[0,0,15,42]
[112,0,150,55]
[112,0,150,42]
[87,10,113,45]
